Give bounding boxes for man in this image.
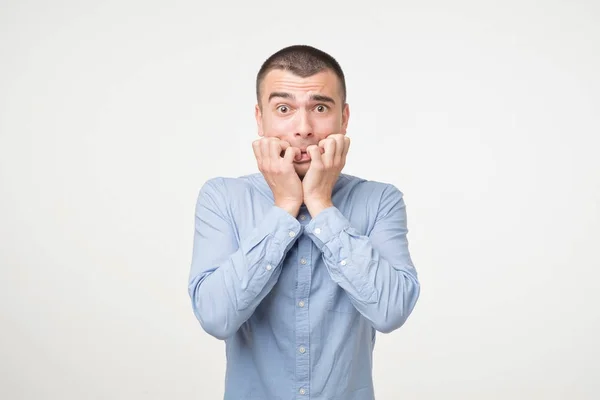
[188,45,420,399]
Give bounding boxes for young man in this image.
[188,45,420,399]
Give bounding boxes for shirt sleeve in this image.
[188,178,302,340]
[304,184,420,333]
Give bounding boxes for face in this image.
[255,69,350,178]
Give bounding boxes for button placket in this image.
[295,232,312,396]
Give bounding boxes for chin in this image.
[294,163,309,178]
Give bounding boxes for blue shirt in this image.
[188,172,420,400]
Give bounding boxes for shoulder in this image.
[340,173,404,200]
[197,173,264,200]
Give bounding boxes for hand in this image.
[302,134,351,216]
[252,137,303,216]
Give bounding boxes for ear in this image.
[255,104,264,137]
[340,103,350,134]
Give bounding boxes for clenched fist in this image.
[252,137,303,217]
[302,134,351,217]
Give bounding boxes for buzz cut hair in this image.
[256,45,347,107]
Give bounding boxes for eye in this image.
[277,105,289,113]
[315,104,328,113]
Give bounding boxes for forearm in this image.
[321,240,420,333]
[306,206,420,333]
[189,203,301,340]
[189,246,285,340]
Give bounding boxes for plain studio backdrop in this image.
[1,0,599,399]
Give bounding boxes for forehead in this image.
[261,69,342,100]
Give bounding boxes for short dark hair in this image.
[256,45,347,107]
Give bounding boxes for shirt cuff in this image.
[243,205,302,277]
[267,205,303,246]
[304,206,351,255]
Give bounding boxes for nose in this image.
[294,109,313,139]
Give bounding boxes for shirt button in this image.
[266,264,272,271]
[299,214,306,221]
[300,258,307,265]
[298,300,305,307]
[340,259,347,266]
[299,388,306,395]
[299,346,306,354]
[289,231,296,238]
[314,228,321,234]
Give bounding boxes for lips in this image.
[296,151,311,163]
[278,145,318,162]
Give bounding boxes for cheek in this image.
[262,116,296,136]
[313,116,343,137]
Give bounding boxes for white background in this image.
[1,1,599,399]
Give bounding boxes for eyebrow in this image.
[268,92,336,105]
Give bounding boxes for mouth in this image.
[295,151,311,163]
[279,146,316,163]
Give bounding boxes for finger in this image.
[260,137,269,155]
[338,136,349,168]
[269,139,282,162]
[261,138,272,169]
[318,136,333,154]
[279,140,290,157]
[252,139,262,161]
[334,135,345,160]
[283,146,299,164]
[306,145,323,167]
[342,136,351,159]
[318,137,328,151]
[322,139,336,166]
[279,139,290,150]
[252,139,264,170]
[293,146,302,162]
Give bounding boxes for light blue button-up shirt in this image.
[188,172,420,399]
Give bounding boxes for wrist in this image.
[275,201,301,217]
[304,198,333,217]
